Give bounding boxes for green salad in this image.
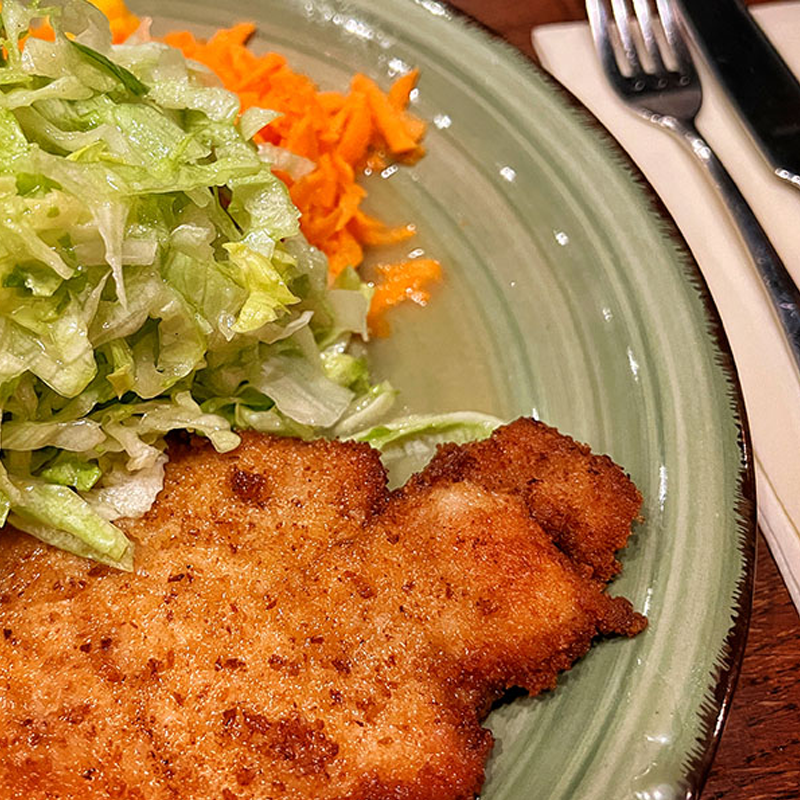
[0,0,500,570]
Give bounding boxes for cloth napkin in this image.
[533,2,800,611]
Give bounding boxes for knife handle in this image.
[678,0,800,176]
[665,116,800,375]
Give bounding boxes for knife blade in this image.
[678,0,800,187]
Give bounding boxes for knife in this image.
[678,0,800,188]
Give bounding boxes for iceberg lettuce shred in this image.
[347,413,502,486]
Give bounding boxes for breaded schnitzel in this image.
[0,420,645,800]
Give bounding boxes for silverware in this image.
[586,0,800,375]
[679,0,800,188]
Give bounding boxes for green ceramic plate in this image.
[141,1,756,796]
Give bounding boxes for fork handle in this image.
[666,116,800,373]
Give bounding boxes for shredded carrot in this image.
[90,1,443,334]
[93,0,141,43]
[388,68,419,111]
[367,259,442,337]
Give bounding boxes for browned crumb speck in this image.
[0,418,645,799]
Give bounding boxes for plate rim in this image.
[435,3,758,796]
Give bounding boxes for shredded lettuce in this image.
[0,0,393,568]
[347,412,503,485]
[8,474,131,561]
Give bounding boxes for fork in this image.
[586,0,800,374]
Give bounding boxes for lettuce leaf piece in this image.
[4,262,64,297]
[9,474,131,560]
[0,490,10,528]
[83,453,166,521]
[8,513,133,570]
[252,352,354,429]
[0,109,29,168]
[70,40,149,96]
[347,412,504,485]
[345,412,503,450]
[40,453,103,491]
[332,381,397,438]
[2,293,97,397]
[225,241,300,333]
[239,107,279,141]
[49,0,114,52]
[1,419,105,451]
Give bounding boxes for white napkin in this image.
[533,2,800,611]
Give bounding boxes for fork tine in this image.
[586,0,621,77]
[631,0,666,74]
[587,0,642,84]
[654,0,695,77]
[610,0,644,76]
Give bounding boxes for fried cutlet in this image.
[0,422,645,800]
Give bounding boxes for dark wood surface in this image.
[444,1,800,798]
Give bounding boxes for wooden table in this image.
[444,2,800,798]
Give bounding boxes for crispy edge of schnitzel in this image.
[414,418,643,582]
